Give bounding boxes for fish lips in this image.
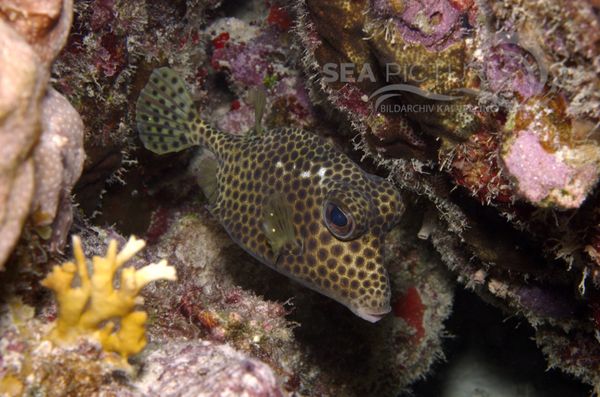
[353,306,391,323]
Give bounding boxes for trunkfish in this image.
[136,67,404,322]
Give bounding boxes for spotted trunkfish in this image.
[136,67,404,322]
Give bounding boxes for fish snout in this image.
[353,304,391,323]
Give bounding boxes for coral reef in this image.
[42,235,176,360]
[139,203,453,396]
[1,235,176,395]
[53,0,222,222]
[137,340,285,396]
[208,15,316,133]
[296,0,600,391]
[0,0,84,269]
[0,0,598,395]
[0,298,140,397]
[1,208,453,396]
[500,96,600,208]
[0,297,285,397]
[51,0,314,233]
[501,128,599,208]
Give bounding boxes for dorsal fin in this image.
[247,87,267,136]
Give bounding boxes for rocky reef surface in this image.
[298,0,600,390]
[0,0,598,396]
[0,0,84,268]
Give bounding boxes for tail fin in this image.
[136,67,200,154]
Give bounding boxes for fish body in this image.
[136,68,404,322]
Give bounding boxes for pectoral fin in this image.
[190,151,219,206]
[261,192,300,258]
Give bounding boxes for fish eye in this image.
[323,201,356,240]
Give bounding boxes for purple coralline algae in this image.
[216,101,257,135]
[371,0,471,50]
[502,129,599,208]
[212,29,281,87]
[210,18,316,133]
[484,41,545,100]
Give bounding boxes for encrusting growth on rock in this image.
[41,235,176,360]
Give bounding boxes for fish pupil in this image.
[330,206,348,227]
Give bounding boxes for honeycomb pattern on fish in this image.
[136,67,404,322]
[218,129,402,312]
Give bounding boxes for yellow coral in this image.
[41,235,176,360]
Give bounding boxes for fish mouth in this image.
[354,307,391,323]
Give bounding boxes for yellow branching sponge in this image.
[41,235,176,360]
